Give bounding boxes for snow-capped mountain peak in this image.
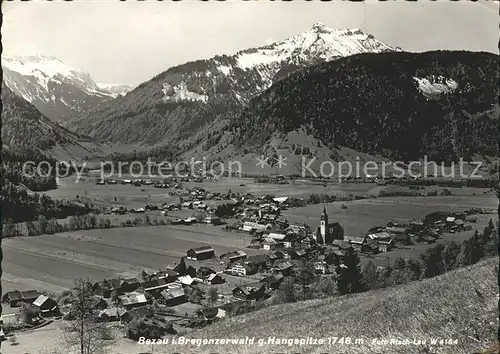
[234,24,392,71]
[1,55,133,122]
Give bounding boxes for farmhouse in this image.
[197,307,226,320]
[95,308,129,323]
[260,274,284,289]
[187,246,215,260]
[242,221,272,232]
[2,290,42,307]
[232,283,266,300]
[160,288,186,306]
[377,239,394,252]
[273,260,294,275]
[204,215,222,225]
[32,295,59,317]
[178,275,196,286]
[262,237,280,251]
[197,266,216,278]
[151,269,179,283]
[344,235,368,246]
[120,292,149,309]
[206,273,225,285]
[141,278,170,293]
[267,232,296,248]
[226,263,248,276]
[245,254,268,268]
[220,250,247,263]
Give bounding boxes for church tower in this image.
[320,204,328,242]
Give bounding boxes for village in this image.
[1,176,489,343]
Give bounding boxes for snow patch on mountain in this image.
[161,82,208,103]
[413,75,458,99]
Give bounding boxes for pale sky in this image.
[2,0,498,85]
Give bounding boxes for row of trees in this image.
[2,214,113,238]
[1,180,94,223]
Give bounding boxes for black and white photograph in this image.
[1,1,499,353]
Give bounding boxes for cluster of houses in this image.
[2,290,60,320]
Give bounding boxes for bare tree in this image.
[62,278,113,354]
[206,287,219,307]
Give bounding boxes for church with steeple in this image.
[315,205,344,244]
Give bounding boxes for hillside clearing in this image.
[163,258,499,354]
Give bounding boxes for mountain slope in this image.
[1,84,105,160]
[66,23,393,146]
[2,55,118,122]
[227,50,498,163]
[164,258,499,354]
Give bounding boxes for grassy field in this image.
[6,180,497,293]
[163,258,499,354]
[282,193,497,236]
[6,259,498,354]
[283,193,497,267]
[2,224,263,294]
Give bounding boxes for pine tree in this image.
[442,241,461,271]
[336,248,365,295]
[470,230,485,264]
[457,237,474,267]
[420,243,445,278]
[362,260,380,290]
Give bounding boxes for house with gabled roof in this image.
[187,246,215,260]
[120,292,149,309]
[32,295,59,317]
[2,290,42,307]
[160,288,186,306]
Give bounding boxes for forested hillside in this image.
[231,50,498,163]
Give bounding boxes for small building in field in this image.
[204,215,222,225]
[32,295,59,317]
[187,246,216,260]
[3,290,42,307]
